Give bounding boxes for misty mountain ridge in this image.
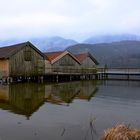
[1,34,140,68]
[84,34,140,44]
[67,40,140,68]
[1,34,140,51]
[31,36,78,52]
[0,36,78,52]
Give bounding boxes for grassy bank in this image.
[100,124,140,140]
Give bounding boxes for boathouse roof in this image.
[0,41,44,59]
[75,52,99,65]
[44,50,81,64]
[44,51,64,61]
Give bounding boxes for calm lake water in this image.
[0,80,140,140]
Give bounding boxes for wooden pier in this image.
[43,68,140,82]
[0,42,140,83]
[44,67,97,82]
[44,68,140,82]
[1,67,140,84]
[97,68,140,81]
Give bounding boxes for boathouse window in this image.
[24,50,31,61]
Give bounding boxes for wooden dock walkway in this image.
[97,68,140,80]
[1,68,140,84]
[44,68,140,82]
[44,68,96,82]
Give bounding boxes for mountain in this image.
[84,34,140,44]
[31,36,78,52]
[67,41,140,68]
[1,35,140,68]
[0,36,78,52]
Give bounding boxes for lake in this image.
[0,80,140,140]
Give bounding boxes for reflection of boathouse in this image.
[76,81,98,100]
[0,81,98,117]
[45,81,98,105]
[45,82,81,105]
[0,83,45,118]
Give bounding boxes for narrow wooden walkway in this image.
[97,68,140,80]
[1,68,140,84]
[98,68,140,75]
[45,68,140,81]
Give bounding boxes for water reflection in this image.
[0,81,98,117]
[0,83,45,119]
[0,80,140,140]
[45,81,98,105]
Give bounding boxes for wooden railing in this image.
[45,67,97,74]
[97,68,140,74]
[46,67,140,75]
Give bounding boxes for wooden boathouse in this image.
[44,50,98,82]
[0,42,99,83]
[0,41,45,82]
[1,41,140,82]
[75,52,99,68]
[44,50,81,73]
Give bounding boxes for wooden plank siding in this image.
[0,43,99,79]
[44,51,81,74]
[0,42,45,78]
[0,60,9,78]
[44,51,98,74]
[75,53,99,69]
[52,53,80,73]
[9,45,45,76]
[81,56,96,68]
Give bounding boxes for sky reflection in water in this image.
[0,80,140,140]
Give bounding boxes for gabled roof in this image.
[75,53,87,62]
[44,50,81,64]
[0,41,44,59]
[75,52,99,65]
[44,51,64,61]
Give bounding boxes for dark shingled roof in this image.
[0,41,44,59]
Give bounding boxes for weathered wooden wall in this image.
[81,56,96,68]
[9,45,45,77]
[0,60,9,78]
[50,54,80,73]
[45,60,52,73]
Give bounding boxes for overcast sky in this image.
[0,0,140,41]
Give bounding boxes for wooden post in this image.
[70,75,72,81]
[7,77,13,84]
[40,76,44,83]
[10,77,13,83]
[56,75,59,83]
[95,74,98,80]
[127,74,129,80]
[27,77,30,82]
[106,73,108,80]
[98,74,100,80]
